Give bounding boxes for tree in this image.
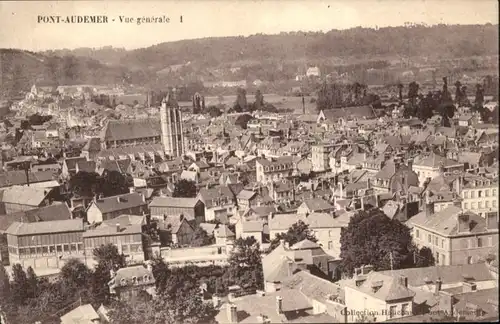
[93,243,126,270]
[101,170,131,197]
[26,266,39,299]
[408,81,420,107]
[397,83,404,102]
[269,220,318,251]
[60,258,92,289]
[0,263,11,305]
[150,255,170,294]
[254,90,264,111]
[339,208,414,276]
[10,264,29,304]
[234,87,247,112]
[191,227,215,247]
[172,179,197,198]
[412,246,435,268]
[207,105,222,118]
[69,171,101,197]
[228,237,264,290]
[234,114,253,130]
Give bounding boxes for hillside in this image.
[66,24,499,70]
[0,49,155,98]
[1,24,498,98]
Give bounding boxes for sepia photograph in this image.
[0,0,498,323]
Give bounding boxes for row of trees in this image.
[0,244,126,323]
[316,82,382,111]
[108,237,264,323]
[68,170,132,198]
[403,76,498,125]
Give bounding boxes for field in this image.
[204,94,316,114]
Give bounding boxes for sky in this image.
[0,0,498,51]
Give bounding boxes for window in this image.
[464,202,469,209]
[463,191,469,199]
[389,306,397,319]
[49,246,55,253]
[42,246,48,254]
[478,202,483,209]
[441,239,444,248]
[467,256,473,264]
[401,303,409,316]
[471,202,477,210]
[77,243,83,252]
[329,230,333,237]
[493,200,497,208]
[30,247,36,255]
[56,245,62,253]
[428,234,432,243]
[434,237,438,246]
[478,191,483,198]
[442,254,446,265]
[485,189,490,197]
[436,252,440,264]
[416,229,420,238]
[36,247,42,254]
[488,237,493,247]
[486,201,490,208]
[328,241,333,250]
[493,189,497,196]
[471,191,476,198]
[478,238,483,247]
[63,244,69,253]
[71,244,77,253]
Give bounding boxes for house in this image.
[372,159,419,193]
[159,215,195,246]
[149,196,205,225]
[62,156,88,179]
[86,193,148,224]
[341,266,416,322]
[297,198,335,215]
[412,152,464,186]
[406,200,498,266]
[214,224,236,245]
[269,212,351,258]
[255,156,294,184]
[262,239,337,292]
[60,304,101,324]
[458,174,498,218]
[83,215,145,266]
[108,264,156,300]
[5,219,85,271]
[234,219,264,245]
[197,185,240,223]
[0,186,56,214]
[306,66,321,77]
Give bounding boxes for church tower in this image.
[160,91,184,158]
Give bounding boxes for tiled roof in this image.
[149,197,200,209]
[413,152,462,168]
[345,271,415,302]
[302,198,334,212]
[100,119,161,142]
[0,185,52,206]
[60,304,100,323]
[241,220,264,233]
[406,205,493,236]
[0,170,56,188]
[214,224,235,237]
[93,193,146,214]
[290,239,320,250]
[6,218,84,236]
[378,263,494,287]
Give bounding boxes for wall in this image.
[461,186,498,217]
[87,203,104,223]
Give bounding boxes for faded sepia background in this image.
[0,0,498,51]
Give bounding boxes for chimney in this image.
[276,296,283,314]
[457,213,470,233]
[399,275,408,288]
[339,182,344,198]
[116,223,121,232]
[407,159,413,171]
[226,303,238,323]
[438,291,454,317]
[462,280,477,293]
[287,260,295,277]
[435,278,442,293]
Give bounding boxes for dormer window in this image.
[120,278,126,286]
[144,275,150,282]
[132,276,137,284]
